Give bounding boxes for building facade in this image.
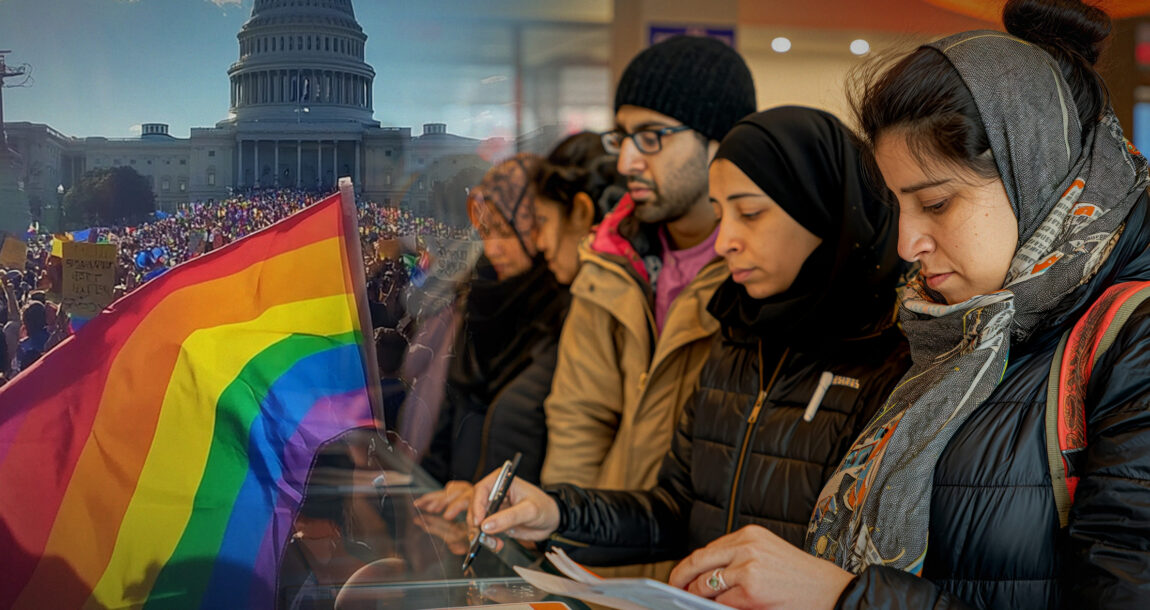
[2,0,499,232]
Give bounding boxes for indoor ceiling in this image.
[739,0,1150,33]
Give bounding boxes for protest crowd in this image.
[7,1,1150,608]
[0,188,471,386]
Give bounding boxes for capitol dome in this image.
[225,0,377,125]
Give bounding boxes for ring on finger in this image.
[706,568,728,592]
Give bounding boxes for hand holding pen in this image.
[466,456,561,549]
[461,452,523,571]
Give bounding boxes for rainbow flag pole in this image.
[0,178,386,608]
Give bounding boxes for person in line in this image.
[537,36,756,579]
[468,106,910,573]
[659,1,1150,608]
[419,154,569,494]
[531,131,624,285]
[541,34,755,489]
[416,132,624,519]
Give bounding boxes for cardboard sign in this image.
[0,236,28,271]
[62,242,118,318]
[375,238,401,260]
[424,236,481,279]
[188,231,206,256]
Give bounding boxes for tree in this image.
[63,166,155,228]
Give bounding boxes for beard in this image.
[632,145,709,224]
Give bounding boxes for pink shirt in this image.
[655,226,719,334]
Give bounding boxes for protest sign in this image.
[62,242,118,318]
[424,236,481,279]
[0,236,28,271]
[375,238,401,260]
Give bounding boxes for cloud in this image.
[129,124,143,134]
[206,0,245,6]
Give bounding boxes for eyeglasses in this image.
[601,125,692,155]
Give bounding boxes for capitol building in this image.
[2,0,533,233]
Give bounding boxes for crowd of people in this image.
[0,188,473,386]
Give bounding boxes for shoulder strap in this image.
[1047,281,1150,527]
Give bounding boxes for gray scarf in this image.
[805,31,1149,574]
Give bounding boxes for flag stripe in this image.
[84,296,358,608]
[0,198,343,466]
[202,344,369,608]
[143,340,364,610]
[7,237,348,609]
[245,387,374,608]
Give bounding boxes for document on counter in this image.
[513,548,729,610]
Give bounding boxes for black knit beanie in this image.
[615,35,756,143]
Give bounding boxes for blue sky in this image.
[0,0,528,139]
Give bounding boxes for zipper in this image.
[724,342,789,534]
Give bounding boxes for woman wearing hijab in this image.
[467,106,911,570]
[666,2,1150,608]
[418,154,570,504]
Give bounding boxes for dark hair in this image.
[852,0,1111,179]
[22,301,46,332]
[374,326,408,377]
[533,132,623,224]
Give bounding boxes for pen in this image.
[461,451,522,572]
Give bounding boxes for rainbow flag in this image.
[0,184,382,608]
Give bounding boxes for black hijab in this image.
[707,106,904,348]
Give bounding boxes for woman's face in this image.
[470,197,533,280]
[710,159,822,299]
[532,195,592,285]
[875,134,1018,305]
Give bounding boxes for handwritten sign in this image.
[424,236,481,279]
[62,242,118,318]
[0,236,28,271]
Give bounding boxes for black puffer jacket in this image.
[422,259,569,486]
[837,199,1150,609]
[546,316,910,564]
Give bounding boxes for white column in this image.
[254,140,260,186]
[297,141,302,189]
[317,141,323,188]
[354,141,360,187]
[237,139,244,188]
[274,142,280,187]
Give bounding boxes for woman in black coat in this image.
[419,154,569,490]
[468,106,911,572]
[666,2,1150,608]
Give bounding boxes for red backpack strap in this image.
[1047,280,1150,527]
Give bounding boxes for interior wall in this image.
[738,28,930,126]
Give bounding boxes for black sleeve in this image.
[834,565,975,610]
[542,383,702,565]
[1063,302,1150,607]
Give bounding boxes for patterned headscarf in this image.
[806,31,1149,574]
[469,153,542,258]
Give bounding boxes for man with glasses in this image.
[539,35,755,578]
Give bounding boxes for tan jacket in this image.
[541,241,727,492]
